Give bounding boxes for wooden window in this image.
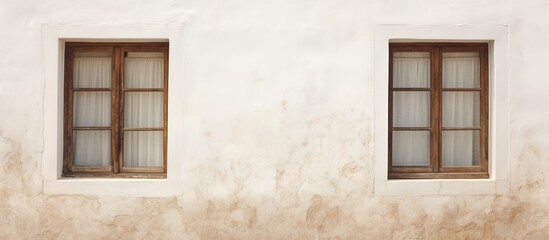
[63,42,168,178]
[389,43,488,179]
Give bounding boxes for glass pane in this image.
[73,52,112,88]
[442,92,480,127]
[393,92,430,127]
[124,92,163,128]
[73,130,111,166]
[124,131,163,167]
[442,52,480,88]
[392,131,430,166]
[124,52,164,88]
[73,92,111,127]
[393,52,430,88]
[442,130,480,166]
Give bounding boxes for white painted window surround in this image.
[42,25,185,197]
[374,25,510,195]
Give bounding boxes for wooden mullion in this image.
[112,47,121,174]
[480,45,489,173]
[117,47,125,173]
[432,47,441,173]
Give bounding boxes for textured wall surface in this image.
[0,0,548,239]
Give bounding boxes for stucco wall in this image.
[0,0,548,239]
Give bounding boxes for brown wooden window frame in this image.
[63,42,169,178]
[388,42,489,179]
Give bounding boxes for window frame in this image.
[63,42,169,178]
[388,42,489,179]
[42,25,185,196]
[373,25,510,196]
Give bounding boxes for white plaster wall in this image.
[0,0,548,239]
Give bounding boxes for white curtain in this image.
[72,52,164,167]
[392,52,481,167]
[392,52,431,166]
[73,131,111,166]
[393,52,430,88]
[392,131,430,166]
[124,131,163,167]
[123,52,164,167]
[124,52,164,88]
[442,52,480,166]
[442,52,480,88]
[73,54,112,166]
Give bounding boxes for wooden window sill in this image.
[62,172,166,179]
[389,172,489,179]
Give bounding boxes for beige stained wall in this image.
[0,0,548,239]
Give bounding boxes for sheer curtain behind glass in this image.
[73,52,112,166]
[442,52,480,166]
[123,52,164,167]
[392,52,431,166]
